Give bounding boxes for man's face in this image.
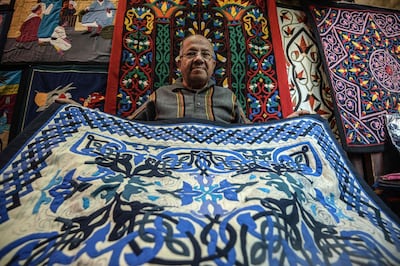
[177,36,216,90]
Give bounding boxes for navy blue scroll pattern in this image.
[0,105,399,265]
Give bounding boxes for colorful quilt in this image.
[1,0,118,64]
[106,0,292,122]
[0,104,399,265]
[14,65,108,135]
[307,3,400,152]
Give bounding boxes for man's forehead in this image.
[182,38,213,50]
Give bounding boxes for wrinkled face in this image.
[177,35,216,90]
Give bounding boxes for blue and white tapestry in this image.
[0,104,399,265]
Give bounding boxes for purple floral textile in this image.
[308,3,400,152]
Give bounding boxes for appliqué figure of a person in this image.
[81,0,115,37]
[37,0,63,43]
[16,3,43,43]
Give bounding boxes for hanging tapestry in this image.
[0,104,399,265]
[276,5,338,138]
[0,69,21,152]
[307,3,400,152]
[1,0,118,64]
[105,0,292,122]
[14,65,108,135]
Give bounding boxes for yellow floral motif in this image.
[125,8,154,34]
[216,0,250,8]
[147,0,184,18]
[215,0,251,21]
[243,12,268,39]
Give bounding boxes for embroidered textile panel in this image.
[276,5,338,138]
[0,105,399,265]
[307,3,400,152]
[14,65,108,135]
[1,0,118,64]
[106,0,292,122]
[0,69,21,152]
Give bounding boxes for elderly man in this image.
[128,34,249,123]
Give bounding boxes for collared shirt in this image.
[129,78,249,124]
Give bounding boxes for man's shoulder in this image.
[156,80,185,92]
[213,85,230,90]
[213,85,236,95]
[155,83,180,92]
